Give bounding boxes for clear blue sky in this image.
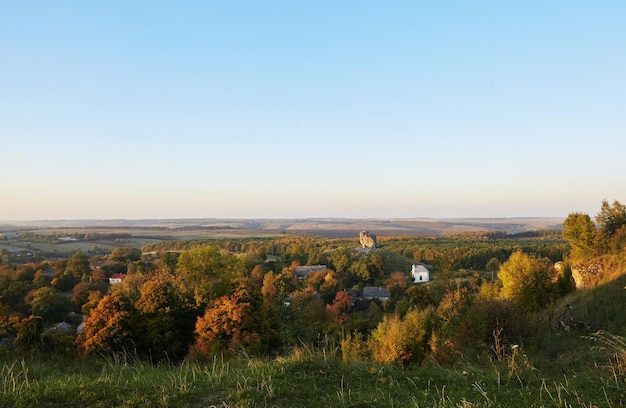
[1,1,625,220]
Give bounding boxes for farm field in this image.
[0,217,565,260]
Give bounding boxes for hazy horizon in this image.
[2,2,624,220]
[0,217,565,227]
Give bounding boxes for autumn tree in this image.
[159,251,180,273]
[191,295,260,357]
[33,269,52,288]
[76,291,137,356]
[0,280,33,314]
[498,251,552,313]
[71,281,108,312]
[369,308,432,365]
[486,257,501,272]
[326,291,353,325]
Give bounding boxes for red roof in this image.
[109,273,126,279]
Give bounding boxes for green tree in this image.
[405,285,434,310]
[110,247,142,263]
[27,287,72,323]
[596,199,626,253]
[555,261,576,297]
[562,212,596,259]
[134,275,196,360]
[498,251,552,313]
[436,287,474,342]
[350,257,373,282]
[596,199,626,237]
[176,246,241,306]
[15,315,43,352]
[486,257,501,272]
[286,286,329,343]
[66,253,91,280]
[329,248,352,275]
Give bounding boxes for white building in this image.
[411,264,430,283]
[108,273,126,285]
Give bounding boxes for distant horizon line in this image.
[1,215,567,223]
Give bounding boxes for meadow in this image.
[0,332,623,408]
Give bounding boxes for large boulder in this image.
[359,231,377,249]
[571,262,603,288]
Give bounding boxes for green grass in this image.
[1,342,623,408]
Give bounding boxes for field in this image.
[1,217,564,259]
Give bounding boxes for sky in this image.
[1,1,625,220]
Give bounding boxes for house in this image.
[362,286,391,302]
[294,265,327,279]
[108,273,126,285]
[411,264,430,283]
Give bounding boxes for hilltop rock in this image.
[359,231,377,248]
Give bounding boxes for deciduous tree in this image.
[27,286,72,323]
[498,251,552,313]
[191,295,260,357]
[563,212,596,259]
[134,275,196,360]
[176,246,241,306]
[76,291,136,356]
[596,199,626,253]
[369,308,432,365]
[326,291,353,325]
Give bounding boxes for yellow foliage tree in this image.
[498,251,552,313]
[369,308,431,365]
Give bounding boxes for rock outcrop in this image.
[359,231,377,248]
[571,263,603,288]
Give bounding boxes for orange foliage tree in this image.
[191,295,260,357]
[326,291,352,325]
[76,291,136,356]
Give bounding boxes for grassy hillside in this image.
[0,340,623,408]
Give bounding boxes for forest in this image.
[0,200,625,407]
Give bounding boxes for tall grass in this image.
[587,330,626,390]
[0,359,30,395]
[0,341,624,407]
